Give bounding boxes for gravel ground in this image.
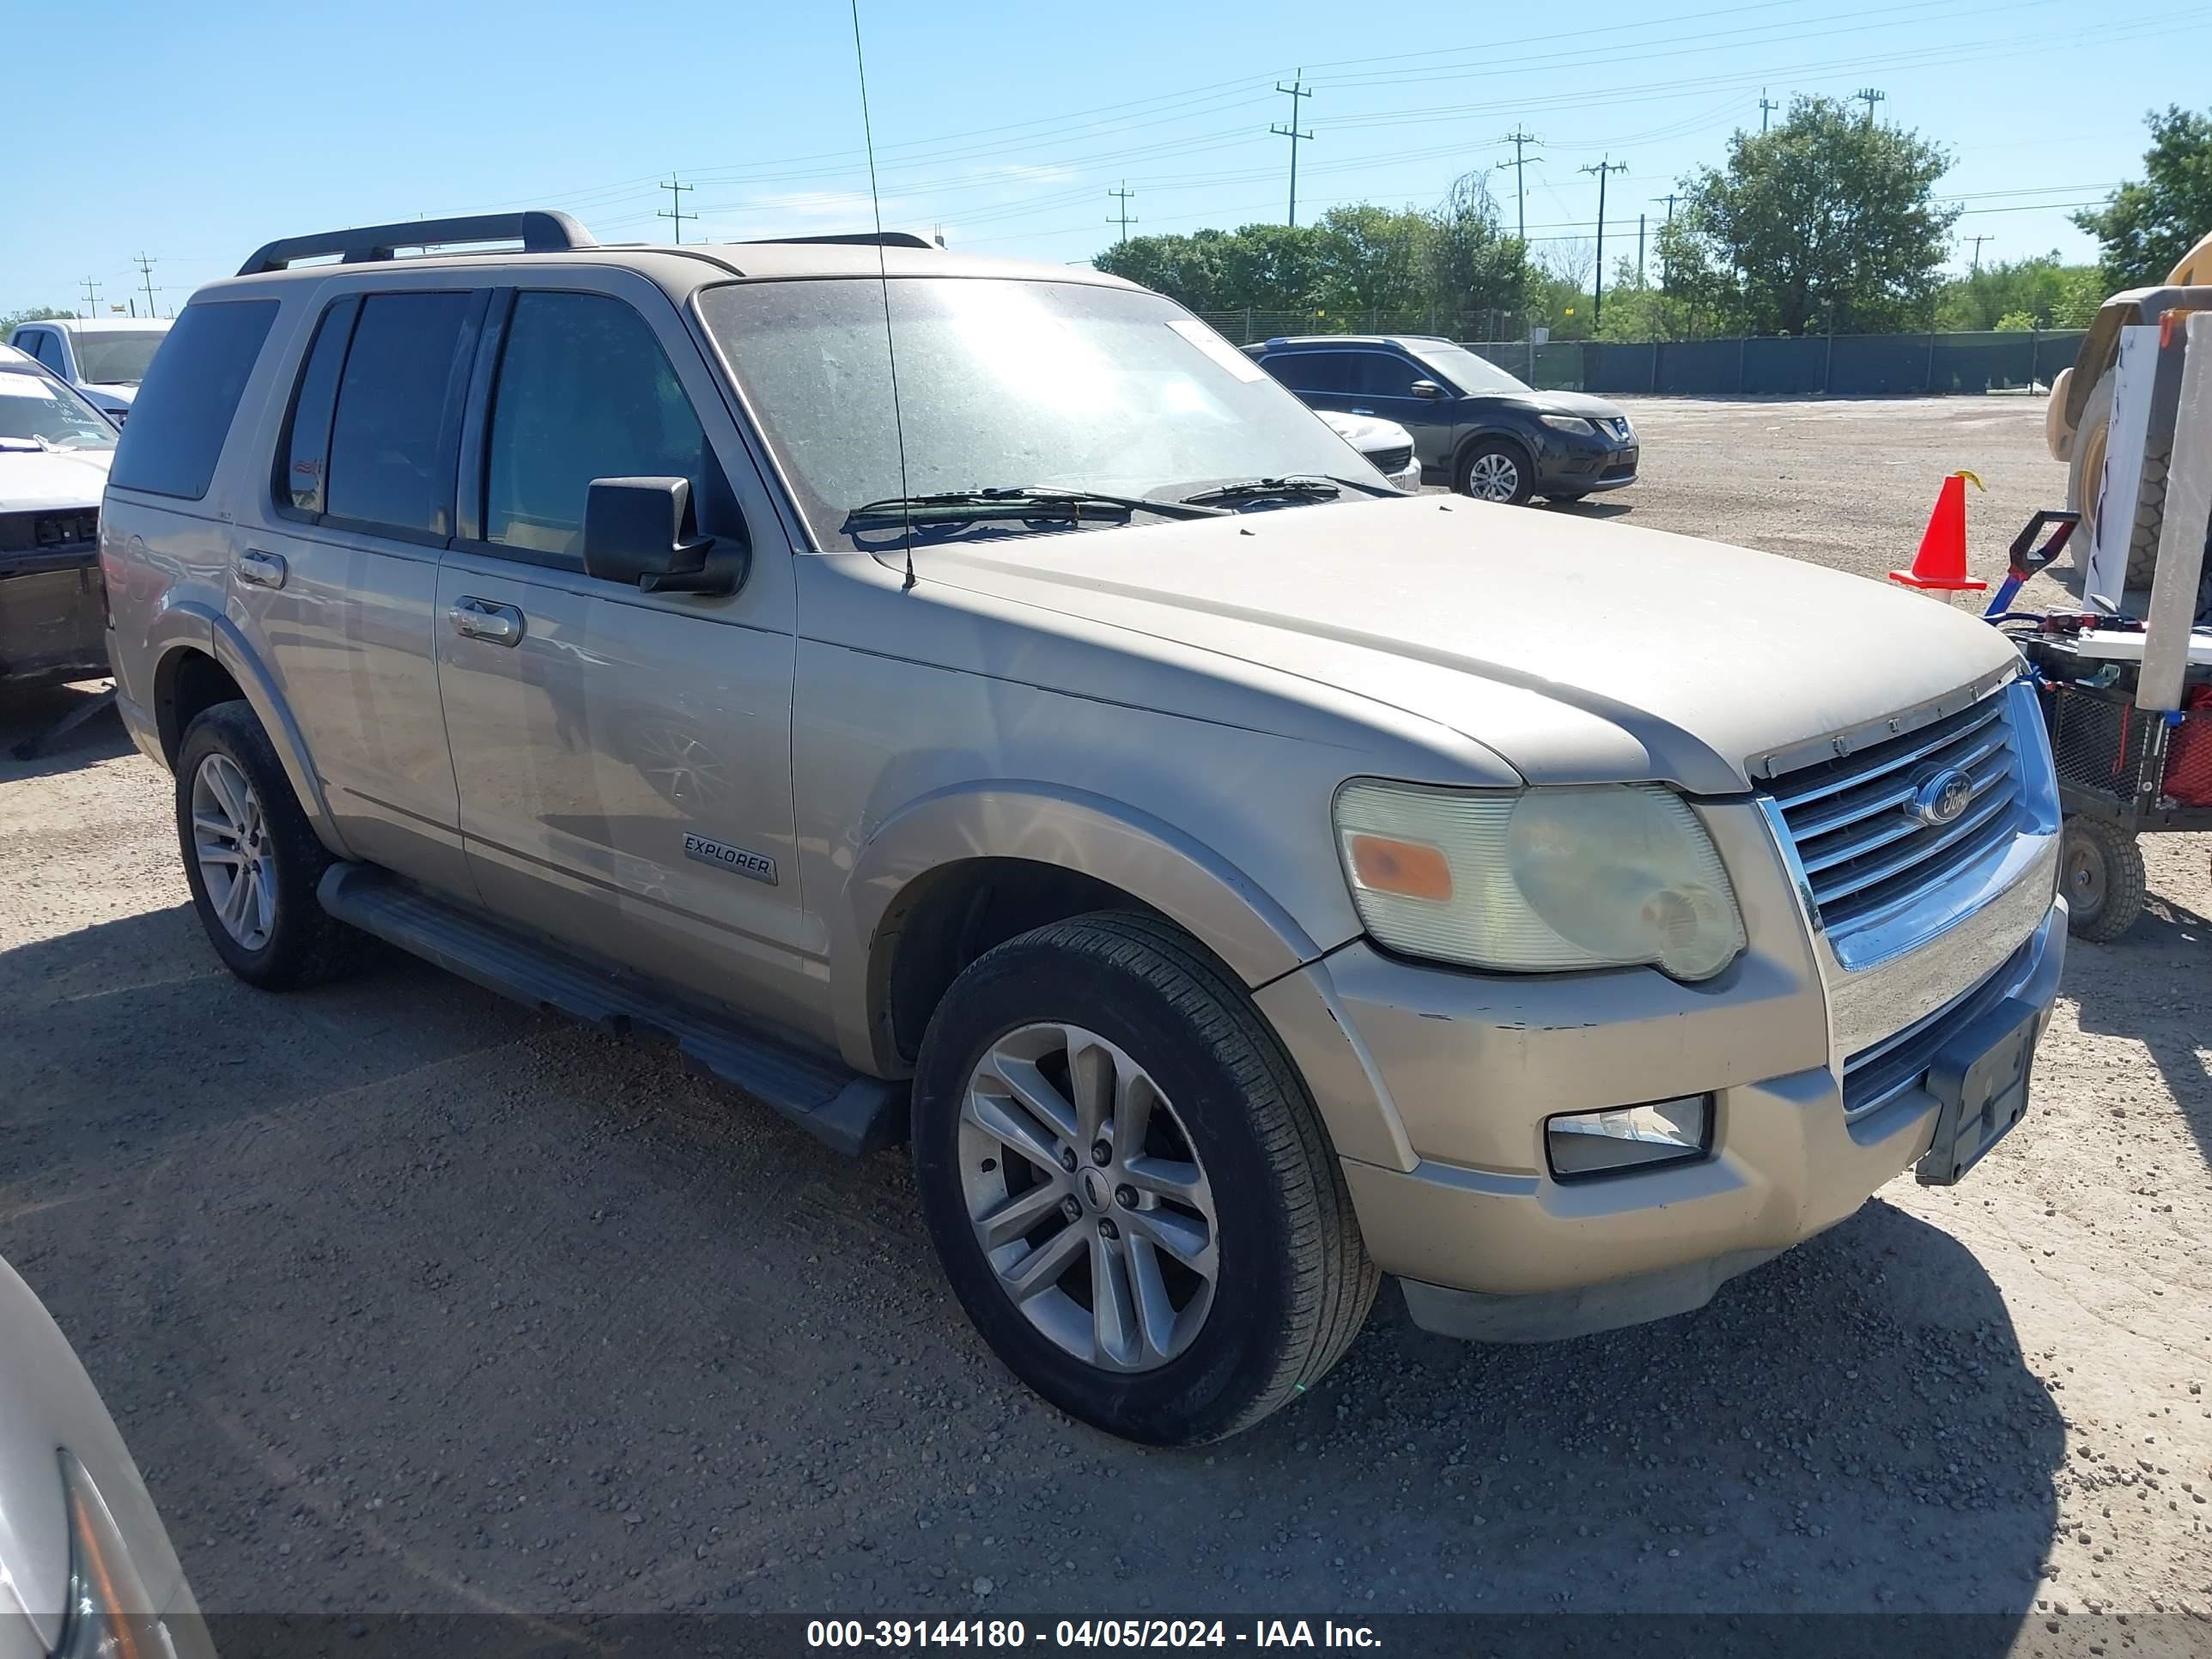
[2,396,2209,1637]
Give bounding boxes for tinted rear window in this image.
[1263,350,1352,393]
[323,292,476,538]
[107,300,277,500]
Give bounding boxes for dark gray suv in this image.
[1248,334,1639,506]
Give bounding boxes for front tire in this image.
[176,702,364,989]
[1457,438,1534,505]
[911,912,1376,1444]
[2059,816,2147,943]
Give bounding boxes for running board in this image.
[317,863,904,1157]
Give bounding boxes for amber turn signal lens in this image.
[1347,834,1454,902]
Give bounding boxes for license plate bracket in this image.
[1916,996,2040,1186]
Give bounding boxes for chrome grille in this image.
[1372,444,1414,475]
[1768,691,2024,932]
[1841,936,2031,1117]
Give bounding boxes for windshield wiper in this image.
[1177,473,1401,507]
[846,487,1227,526]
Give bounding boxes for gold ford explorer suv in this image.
[99,212,2065,1445]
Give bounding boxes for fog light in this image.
[1546,1095,1711,1179]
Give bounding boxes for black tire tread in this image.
[1456,436,1534,507]
[929,910,1377,1441]
[177,702,366,989]
[2063,817,2148,945]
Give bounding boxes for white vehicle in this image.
[6,319,172,424]
[0,343,116,690]
[1318,407,1422,491]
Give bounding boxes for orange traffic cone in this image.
[1889,471,1987,592]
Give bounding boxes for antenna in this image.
[848,0,916,592]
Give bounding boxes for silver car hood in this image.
[914,495,2019,793]
[0,447,112,511]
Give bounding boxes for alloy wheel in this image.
[957,1022,1218,1372]
[1466,452,1521,501]
[191,752,276,951]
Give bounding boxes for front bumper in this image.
[1534,428,1638,495]
[1256,785,2065,1341]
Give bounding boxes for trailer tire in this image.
[2068,368,2169,592]
[2059,817,2147,944]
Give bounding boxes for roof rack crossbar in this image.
[741,231,939,250]
[236,210,598,276]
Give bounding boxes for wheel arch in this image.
[147,603,351,858]
[836,783,1324,1076]
[1452,423,1537,483]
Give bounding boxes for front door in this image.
[434,280,820,1040]
[1346,349,1460,472]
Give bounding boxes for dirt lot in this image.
[3,397,2209,1638]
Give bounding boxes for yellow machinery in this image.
[2046,230,2212,589]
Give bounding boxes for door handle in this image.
[237,549,287,590]
[448,597,526,647]
[1350,407,1376,416]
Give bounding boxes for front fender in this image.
[829,781,1328,1073]
[149,601,353,859]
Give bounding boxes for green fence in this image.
[1458,331,2087,396]
[1199,313,2087,396]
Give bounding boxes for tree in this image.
[1,306,74,337]
[1935,252,2103,331]
[1661,95,1960,335]
[2075,106,2212,288]
[1091,231,1229,311]
[1212,223,1323,313]
[1426,171,1528,332]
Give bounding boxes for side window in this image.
[1352,353,1425,398]
[276,297,362,515]
[28,331,65,374]
[323,291,478,538]
[1265,351,1352,394]
[482,290,708,563]
[107,300,279,501]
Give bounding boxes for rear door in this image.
[238,281,488,899]
[1259,349,1358,416]
[1346,349,1460,472]
[434,276,817,1036]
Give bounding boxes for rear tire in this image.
[2068,368,2167,592]
[2059,817,2147,944]
[176,702,365,989]
[1456,438,1534,506]
[911,911,1376,1444]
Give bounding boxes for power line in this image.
[1853,86,1887,123]
[1501,128,1542,243]
[658,175,696,244]
[1580,158,1629,327]
[1270,72,1315,226]
[1108,182,1138,243]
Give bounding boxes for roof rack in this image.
[741,231,940,250]
[237,210,598,276]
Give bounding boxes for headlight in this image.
[1334,781,1747,981]
[54,1450,215,1659]
[1539,414,1595,434]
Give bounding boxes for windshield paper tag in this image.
[1167,319,1267,382]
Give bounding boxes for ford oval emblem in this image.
[1910,767,1975,827]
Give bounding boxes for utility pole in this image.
[1271,73,1315,228]
[1852,87,1887,125]
[1759,89,1780,133]
[79,277,101,319]
[1581,158,1627,328]
[1637,214,1646,289]
[1501,128,1541,244]
[1651,192,1678,289]
[134,252,158,317]
[658,175,696,244]
[1967,233,1992,276]
[1108,182,1138,246]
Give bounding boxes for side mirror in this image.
[1408,380,1446,400]
[582,477,748,596]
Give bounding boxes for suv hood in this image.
[0,447,112,509]
[915,495,2018,793]
[1498,389,1626,421]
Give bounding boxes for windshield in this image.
[0,369,118,451]
[70,331,167,386]
[697,277,1385,550]
[1414,343,1530,396]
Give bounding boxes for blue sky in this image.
[4,0,2202,317]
